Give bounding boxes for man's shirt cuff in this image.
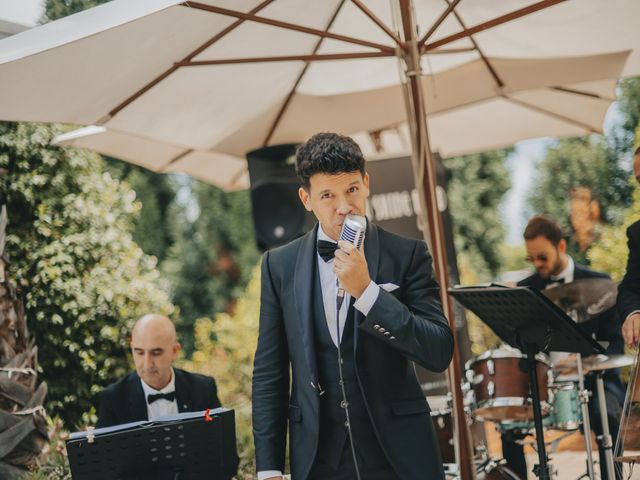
[353,281,380,316]
[257,471,282,480]
[625,310,640,322]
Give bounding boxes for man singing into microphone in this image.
[252,132,454,480]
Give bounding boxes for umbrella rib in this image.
[183,51,394,65]
[105,0,275,122]
[440,0,504,88]
[262,0,348,147]
[550,86,614,101]
[424,0,566,51]
[417,0,462,47]
[504,95,598,133]
[159,149,194,171]
[184,1,394,53]
[349,0,403,47]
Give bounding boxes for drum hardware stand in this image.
[524,343,554,480]
[595,371,615,480]
[575,353,597,480]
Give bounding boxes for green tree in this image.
[163,180,259,354]
[0,122,173,427]
[588,183,640,280]
[180,265,261,477]
[445,149,512,279]
[612,77,640,155]
[528,136,632,261]
[42,0,112,22]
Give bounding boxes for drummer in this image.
[501,214,624,480]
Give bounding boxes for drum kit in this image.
[437,279,635,480]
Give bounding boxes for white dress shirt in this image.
[547,256,575,289]
[140,368,179,421]
[257,225,380,480]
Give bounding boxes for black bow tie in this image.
[548,278,565,285]
[317,239,338,262]
[147,391,176,404]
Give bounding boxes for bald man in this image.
[96,314,222,428]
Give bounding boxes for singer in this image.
[252,132,454,480]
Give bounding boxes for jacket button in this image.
[344,421,350,428]
[374,324,380,330]
[340,400,349,409]
[379,327,386,333]
[384,331,390,336]
[390,336,396,340]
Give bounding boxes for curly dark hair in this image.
[523,214,565,246]
[295,132,365,188]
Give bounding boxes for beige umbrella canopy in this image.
[53,54,625,190]
[0,1,637,187]
[1,1,639,477]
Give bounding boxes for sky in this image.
[0,0,43,26]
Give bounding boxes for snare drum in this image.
[549,382,582,431]
[465,349,552,422]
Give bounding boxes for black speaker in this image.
[246,144,315,251]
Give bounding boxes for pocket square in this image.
[379,283,400,292]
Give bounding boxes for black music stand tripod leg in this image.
[524,343,552,480]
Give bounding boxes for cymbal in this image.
[542,278,618,323]
[555,354,635,372]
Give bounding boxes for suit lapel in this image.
[128,373,148,422]
[354,221,380,351]
[294,225,319,391]
[174,369,192,412]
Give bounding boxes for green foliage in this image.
[528,136,632,263]
[446,149,512,278]
[179,264,261,477]
[42,0,112,22]
[24,418,71,480]
[163,180,259,354]
[588,178,640,280]
[108,164,177,263]
[0,122,173,427]
[613,77,640,154]
[499,244,528,273]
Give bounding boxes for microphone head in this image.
[339,214,366,249]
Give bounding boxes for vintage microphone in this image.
[336,214,367,308]
[334,213,366,480]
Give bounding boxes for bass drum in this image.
[477,460,522,480]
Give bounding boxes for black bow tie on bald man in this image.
[147,391,176,404]
[317,239,338,262]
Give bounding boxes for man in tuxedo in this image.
[620,147,640,346]
[97,314,222,427]
[501,215,624,479]
[252,132,454,480]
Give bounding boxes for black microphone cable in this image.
[335,281,362,480]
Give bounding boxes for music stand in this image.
[67,408,238,480]
[449,285,604,480]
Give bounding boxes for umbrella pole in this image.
[397,2,476,479]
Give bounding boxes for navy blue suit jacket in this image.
[252,222,454,480]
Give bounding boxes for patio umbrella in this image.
[52,53,626,190]
[1,1,639,476]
